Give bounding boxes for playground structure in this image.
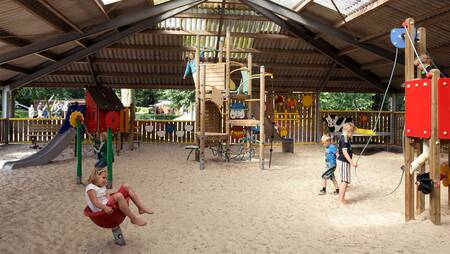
[194,30,272,170]
[399,18,450,225]
[2,103,85,170]
[72,86,128,245]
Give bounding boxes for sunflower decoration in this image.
[301,95,313,108]
[69,111,84,128]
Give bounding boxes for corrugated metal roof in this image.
[0,0,448,93]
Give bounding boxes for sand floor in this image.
[1,143,450,254]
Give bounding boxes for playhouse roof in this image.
[0,0,449,93]
[86,86,124,111]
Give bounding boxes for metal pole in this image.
[76,118,82,184]
[259,66,265,170]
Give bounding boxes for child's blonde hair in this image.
[343,122,355,132]
[321,134,331,143]
[87,168,106,184]
[100,132,107,141]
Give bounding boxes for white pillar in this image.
[2,86,11,118]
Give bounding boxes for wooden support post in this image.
[8,89,15,118]
[448,145,450,208]
[199,64,206,171]
[218,40,223,63]
[195,35,201,134]
[129,102,135,151]
[415,27,427,215]
[417,27,426,79]
[247,53,253,119]
[429,69,441,225]
[404,18,415,222]
[389,94,396,145]
[107,127,113,189]
[225,29,231,150]
[259,66,265,170]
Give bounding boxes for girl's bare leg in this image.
[113,193,147,226]
[339,182,348,203]
[122,183,153,214]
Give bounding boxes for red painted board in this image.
[438,78,450,139]
[405,79,431,138]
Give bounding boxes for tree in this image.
[15,87,84,106]
[320,92,375,110]
[159,89,195,109]
[134,89,161,107]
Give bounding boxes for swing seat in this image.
[84,197,130,228]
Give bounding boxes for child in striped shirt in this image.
[337,122,358,204]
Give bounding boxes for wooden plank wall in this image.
[271,93,317,143]
[0,115,406,146]
[134,120,195,144]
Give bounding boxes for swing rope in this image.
[352,47,401,196]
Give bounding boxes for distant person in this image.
[37,102,43,118]
[183,49,205,86]
[28,104,35,118]
[93,132,111,169]
[62,101,69,118]
[318,134,339,195]
[42,105,49,118]
[414,54,432,76]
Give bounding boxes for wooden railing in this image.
[134,120,196,144]
[2,118,64,143]
[0,118,196,145]
[0,114,404,146]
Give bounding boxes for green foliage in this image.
[158,89,195,109]
[135,113,179,120]
[320,93,375,110]
[15,87,84,106]
[134,89,161,107]
[0,109,27,118]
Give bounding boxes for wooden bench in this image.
[28,122,60,148]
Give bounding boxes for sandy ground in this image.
[0,143,450,254]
